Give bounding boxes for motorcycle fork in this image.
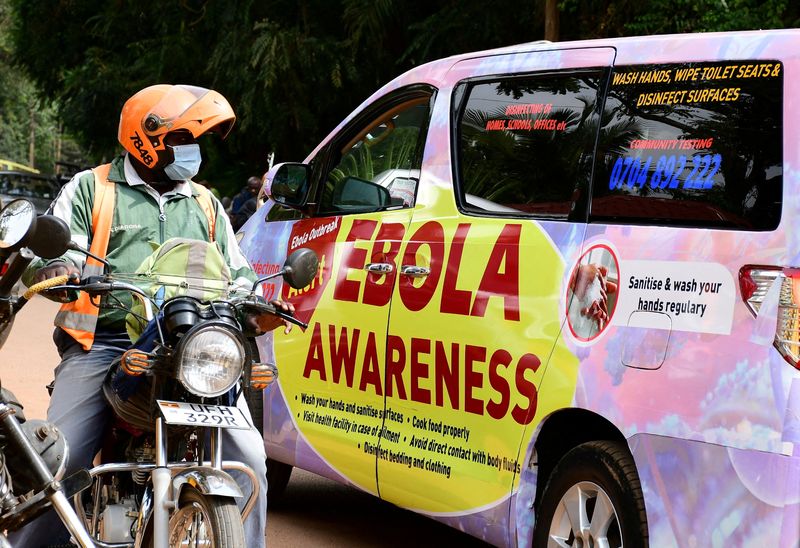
[151,423,229,547]
[151,417,171,548]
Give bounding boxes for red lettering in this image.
[410,337,431,404]
[333,219,378,303]
[434,341,459,409]
[386,335,407,399]
[440,223,472,316]
[512,353,541,425]
[471,224,521,321]
[260,282,276,301]
[486,349,512,420]
[464,345,486,416]
[363,222,405,307]
[398,221,445,312]
[302,322,326,381]
[329,325,359,387]
[359,331,383,395]
[302,322,540,426]
[485,119,507,130]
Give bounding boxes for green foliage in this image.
[626,0,795,35]
[2,0,799,191]
[0,0,84,173]
[559,0,800,37]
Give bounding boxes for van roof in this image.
[404,27,800,85]
[307,28,800,162]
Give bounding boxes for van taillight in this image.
[741,265,800,370]
[739,265,781,316]
[776,268,800,369]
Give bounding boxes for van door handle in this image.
[364,263,394,274]
[400,265,430,278]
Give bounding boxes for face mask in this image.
[163,144,202,181]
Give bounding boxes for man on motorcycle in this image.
[13,85,281,547]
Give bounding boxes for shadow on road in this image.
[267,468,493,547]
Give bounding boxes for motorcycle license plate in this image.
[156,400,251,430]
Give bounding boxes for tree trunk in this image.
[545,0,559,42]
[28,102,35,169]
[56,121,62,169]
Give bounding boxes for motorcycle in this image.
[18,237,318,547]
[0,198,95,547]
[4,195,319,547]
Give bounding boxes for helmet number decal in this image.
[130,131,154,166]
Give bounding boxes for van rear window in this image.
[592,61,783,230]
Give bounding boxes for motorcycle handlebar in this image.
[22,274,72,300]
[29,276,308,329]
[240,298,308,330]
[266,305,307,329]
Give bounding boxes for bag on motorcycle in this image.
[125,237,232,342]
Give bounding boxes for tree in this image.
[0,0,84,172]
[545,0,559,41]
[5,0,799,192]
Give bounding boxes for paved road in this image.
[267,468,491,547]
[3,296,492,547]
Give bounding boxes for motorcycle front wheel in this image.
[167,486,245,547]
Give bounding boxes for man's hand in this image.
[32,262,80,303]
[247,299,297,335]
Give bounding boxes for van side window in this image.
[455,72,604,218]
[317,97,430,216]
[593,61,783,230]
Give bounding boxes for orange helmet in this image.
[118,85,235,167]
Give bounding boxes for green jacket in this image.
[27,154,257,331]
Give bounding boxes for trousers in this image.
[9,330,268,547]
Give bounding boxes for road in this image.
[3,296,492,547]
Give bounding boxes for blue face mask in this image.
[164,144,202,181]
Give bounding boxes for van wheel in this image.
[266,458,293,501]
[243,384,293,503]
[533,441,648,548]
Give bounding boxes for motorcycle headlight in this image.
[177,324,245,397]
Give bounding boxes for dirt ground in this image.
[2,295,60,420]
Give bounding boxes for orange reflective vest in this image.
[56,164,216,350]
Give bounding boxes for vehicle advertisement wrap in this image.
[241,199,582,517]
[552,226,800,548]
[237,30,800,548]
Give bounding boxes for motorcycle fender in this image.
[172,466,244,500]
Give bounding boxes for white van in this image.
[239,29,799,547]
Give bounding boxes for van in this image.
[238,29,799,547]
[0,171,58,214]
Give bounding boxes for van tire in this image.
[533,441,648,548]
[243,385,293,503]
[266,458,293,502]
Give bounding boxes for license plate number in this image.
[157,400,251,430]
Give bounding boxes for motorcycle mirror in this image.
[0,200,36,253]
[282,248,320,290]
[251,247,320,292]
[28,215,72,259]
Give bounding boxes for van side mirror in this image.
[264,163,311,210]
[332,176,391,212]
